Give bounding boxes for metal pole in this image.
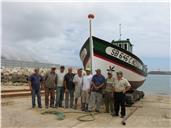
[88,14,94,74]
[89,19,92,38]
[121,106,138,125]
[89,19,93,74]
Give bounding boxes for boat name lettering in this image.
[105,47,142,69]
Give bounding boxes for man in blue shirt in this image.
[28,68,43,108]
[88,69,105,112]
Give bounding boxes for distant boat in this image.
[80,36,148,90]
[148,71,171,75]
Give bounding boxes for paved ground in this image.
[1,95,171,128]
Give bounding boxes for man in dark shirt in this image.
[28,68,43,108]
[64,67,75,108]
[88,69,105,112]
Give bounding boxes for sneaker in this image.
[112,113,119,117]
[55,105,58,108]
[87,110,92,112]
[50,105,55,108]
[38,106,42,108]
[74,105,77,110]
[120,115,125,118]
[95,109,100,113]
[105,110,109,113]
[84,109,89,112]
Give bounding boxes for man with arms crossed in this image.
[88,69,105,112]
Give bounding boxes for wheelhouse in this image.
[111,39,133,53]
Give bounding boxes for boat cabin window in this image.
[119,43,127,51]
[111,39,133,53]
[119,44,122,48]
[124,44,127,50]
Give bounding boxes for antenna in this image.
[119,24,122,40]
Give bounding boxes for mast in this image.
[119,24,122,40]
[88,14,95,74]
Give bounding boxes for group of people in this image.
[28,66,131,118]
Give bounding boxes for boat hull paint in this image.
[93,55,145,89]
[80,36,147,90]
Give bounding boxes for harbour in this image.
[1,73,171,127]
[1,1,170,128]
[1,94,171,128]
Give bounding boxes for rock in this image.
[1,67,49,85]
[1,67,78,86]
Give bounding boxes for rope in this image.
[41,111,65,120]
[41,110,99,122]
[77,112,96,122]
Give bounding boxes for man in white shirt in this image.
[73,69,83,109]
[114,71,131,118]
[81,68,92,111]
[55,66,65,108]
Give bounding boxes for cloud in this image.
[1,2,170,69]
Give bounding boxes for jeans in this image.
[31,89,41,107]
[114,92,126,116]
[65,89,74,108]
[88,91,102,111]
[55,87,64,107]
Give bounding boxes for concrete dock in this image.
[1,95,171,128]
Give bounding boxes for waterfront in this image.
[139,74,171,96]
[1,72,171,128]
[1,95,171,128]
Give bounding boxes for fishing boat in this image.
[79,14,147,90]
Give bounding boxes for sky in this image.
[1,1,170,71]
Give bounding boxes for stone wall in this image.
[1,67,78,86]
[1,67,49,85]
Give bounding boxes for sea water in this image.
[139,75,171,96]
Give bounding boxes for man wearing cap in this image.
[28,68,43,108]
[88,69,105,112]
[114,71,131,118]
[44,66,58,108]
[81,68,92,111]
[104,71,115,114]
[55,66,65,108]
[64,67,75,108]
